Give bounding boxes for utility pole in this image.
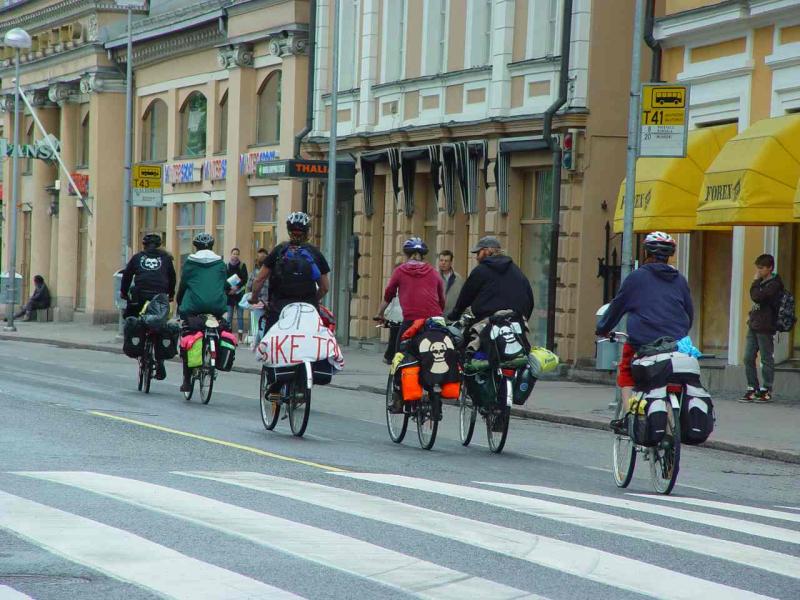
[323,0,340,311]
[121,5,134,278]
[620,0,646,283]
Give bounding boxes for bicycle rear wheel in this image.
[650,405,681,495]
[143,342,155,394]
[385,374,408,443]
[458,386,477,446]
[612,399,636,488]
[486,406,510,453]
[287,376,310,437]
[198,345,214,404]
[137,356,146,392]
[416,393,439,450]
[260,368,280,431]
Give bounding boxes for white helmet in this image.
[644,231,676,258]
[286,211,311,232]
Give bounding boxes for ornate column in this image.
[50,82,81,321]
[29,89,59,288]
[219,44,257,265]
[267,29,309,224]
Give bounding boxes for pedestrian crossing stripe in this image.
[479,482,800,544]
[0,490,301,600]
[339,473,800,580]
[177,470,774,600]
[628,494,800,524]
[14,471,535,600]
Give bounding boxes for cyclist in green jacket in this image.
[176,233,229,391]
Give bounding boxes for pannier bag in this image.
[512,365,537,405]
[400,365,424,402]
[264,364,297,386]
[215,331,238,372]
[528,347,559,377]
[463,369,496,408]
[628,390,668,447]
[681,385,715,445]
[154,320,180,360]
[140,293,170,331]
[123,317,145,358]
[312,359,334,385]
[440,380,461,399]
[631,351,700,390]
[180,335,203,368]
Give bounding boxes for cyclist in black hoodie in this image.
[447,236,534,323]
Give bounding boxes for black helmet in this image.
[192,232,215,250]
[142,233,162,248]
[643,231,676,259]
[286,211,311,233]
[402,237,428,256]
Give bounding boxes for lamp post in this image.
[323,0,340,311]
[3,28,32,332]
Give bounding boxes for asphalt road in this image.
[1,341,798,600]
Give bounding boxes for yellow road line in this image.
[89,411,349,473]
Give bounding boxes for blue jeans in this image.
[227,304,244,332]
[743,329,775,389]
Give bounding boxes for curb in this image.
[3,333,798,464]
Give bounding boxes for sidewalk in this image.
[2,320,798,463]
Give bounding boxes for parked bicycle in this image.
[603,331,714,495]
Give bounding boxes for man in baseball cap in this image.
[447,235,534,323]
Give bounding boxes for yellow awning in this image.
[614,124,736,234]
[697,114,800,226]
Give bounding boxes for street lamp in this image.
[3,27,32,332]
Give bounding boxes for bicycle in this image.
[137,330,158,394]
[260,362,312,437]
[603,332,682,495]
[182,314,221,405]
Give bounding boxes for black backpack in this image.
[480,312,530,365]
[272,243,321,298]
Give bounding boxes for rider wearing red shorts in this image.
[596,232,694,404]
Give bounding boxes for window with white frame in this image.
[527,0,562,59]
[423,0,448,76]
[337,0,361,90]
[465,0,492,68]
[381,0,407,82]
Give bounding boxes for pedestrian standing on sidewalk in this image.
[740,254,784,404]
[226,248,248,342]
[438,250,464,316]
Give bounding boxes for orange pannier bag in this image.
[400,365,423,401]
[440,381,461,399]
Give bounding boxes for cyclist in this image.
[249,212,331,335]
[374,237,445,344]
[120,233,176,380]
[595,231,694,415]
[176,233,229,392]
[446,236,533,324]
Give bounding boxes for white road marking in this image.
[17,471,534,600]
[776,506,800,512]
[629,494,800,524]
[674,483,718,494]
[179,470,774,600]
[0,490,300,600]
[339,473,800,580]
[0,586,34,600]
[479,482,800,545]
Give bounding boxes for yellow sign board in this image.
[640,84,689,158]
[132,163,163,207]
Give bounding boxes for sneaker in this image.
[155,361,167,381]
[267,391,282,404]
[609,418,627,435]
[738,388,758,403]
[754,388,773,403]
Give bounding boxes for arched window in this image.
[217,91,228,153]
[256,72,281,145]
[180,92,207,157]
[142,99,168,161]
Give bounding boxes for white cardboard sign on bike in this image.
[257,303,344,369]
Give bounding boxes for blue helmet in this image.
[402,237,428,256]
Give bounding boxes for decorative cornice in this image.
[116,25,225,68]
[104,0,226,45]
[0,1,126,37]
[80,72,125,94]
[48,82,81,105]
[0,94,18,113]
[30,88,56,107]
[267,30,309,58]
[217,44,255,70]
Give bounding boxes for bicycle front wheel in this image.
[650,405,681,495]
[458,386,477,446]
[260,368,280,431]
[486,406,510,453]
[287,376,310,437]
[416,393,439,450]
[386,375,408,443]
[612,400,636,488]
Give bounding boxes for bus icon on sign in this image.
[653,89,684,106]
